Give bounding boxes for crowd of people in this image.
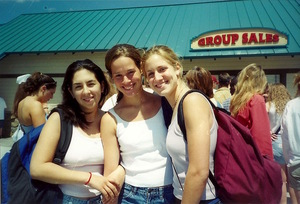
[1,44,299,204]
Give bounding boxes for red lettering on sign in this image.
[222,34,230,44]
[266,34,273,42]
[196,31,281,47]
[259,33,265,43]
[242,33,248,44]
[248,33,258,43]
[206,37,213,45]
[273,34,279,42]
[198,38,205,46]
[214,35,222,45]
[232,34,238,44]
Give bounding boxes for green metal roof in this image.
[0,0,299,58]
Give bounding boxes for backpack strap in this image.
[177,89,217,141]
[177,89,219,190]
[49,108,73,164]
[161,96,173,128]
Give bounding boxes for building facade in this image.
[0,0,299,110]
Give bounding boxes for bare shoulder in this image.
[45,111,61,128]
[101,111,117,124]
[183,92,210,109]
[183,92,213,127]
[27,98,43,111]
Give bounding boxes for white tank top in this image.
[166,93,218,200]
[109,107,173,187]
[268,102,282,134]
[59,126,104,198]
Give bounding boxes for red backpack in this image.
[163,89,282,204]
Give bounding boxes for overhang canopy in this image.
[0,0,299,58]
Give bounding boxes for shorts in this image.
[62,194,102,204]
[118,183,175,204]
[288,163,300,190]
[272,135,285,165]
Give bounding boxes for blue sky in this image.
[0,0,214,24]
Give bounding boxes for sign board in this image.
[191,28,288,50]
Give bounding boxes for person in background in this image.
[266,83,291,204]
[211,75,218,94]
[142,45,219,204]
[222,76,238,113]
[11,74,31,141]
[185,66,222,108]
[214,72,231,106]
[12,72,56,136]
[30,59,124,204]
[230,63,273,159]
[281,72,300,204]
[0,96,7,137]
[101,44,174,203]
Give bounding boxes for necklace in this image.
[173,87,186,109]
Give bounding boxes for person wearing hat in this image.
[211,75,218,94]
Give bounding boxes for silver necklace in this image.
[173,87,185,109]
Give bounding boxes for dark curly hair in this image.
[13,72,56,118]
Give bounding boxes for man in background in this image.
[214,72,232,105]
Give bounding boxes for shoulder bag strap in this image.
[177,89,218,189]
[50,108,73,164]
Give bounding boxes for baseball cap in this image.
[212,75,219,84]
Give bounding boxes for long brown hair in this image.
[13,72,56,118]
[185,66,214,98]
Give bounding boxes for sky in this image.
[0,0,214,25]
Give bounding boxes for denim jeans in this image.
[62,194,102,204]
[118,183,175,204]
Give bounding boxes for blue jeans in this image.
[62,194,102,204]
[118,183,175,204]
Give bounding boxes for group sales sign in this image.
[191,28,288,50]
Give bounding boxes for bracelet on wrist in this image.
[85,172,92,185]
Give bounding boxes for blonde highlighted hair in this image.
[141,45,183,78]
[230,63,267,116]
[267,83,291,114]
[294,71,300,97]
